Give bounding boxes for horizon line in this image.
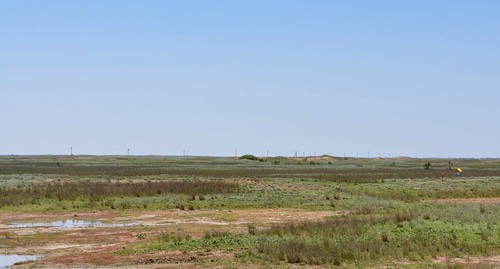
[0,154,498,160]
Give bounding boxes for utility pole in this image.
[70,147,73,156]
[234,149,237,158]
[183,149,185,157]
[127,148,130,157]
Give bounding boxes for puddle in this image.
[0,254,40,268]
[10,219,138,228]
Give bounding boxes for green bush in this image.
[240,154,259,161]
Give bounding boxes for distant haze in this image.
[1,1,499,158]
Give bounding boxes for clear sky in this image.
[1,1,499,157]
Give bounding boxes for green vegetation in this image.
[424,161,432,169]
[0,155,499,268]
[121,202,499,267]
[239,154,259,161]
[0,180,239,208]
[254,208,498,266]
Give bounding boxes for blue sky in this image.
[1,1,499,157]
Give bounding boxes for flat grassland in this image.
[0,156,499,268]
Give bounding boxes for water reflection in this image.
[10,219,137,228]
[0,254,39,268]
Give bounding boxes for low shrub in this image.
[240,154,259,161]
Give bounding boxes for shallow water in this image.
[0,254,39,268]
[10,219,137,228]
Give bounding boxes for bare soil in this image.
[434,255,500,268]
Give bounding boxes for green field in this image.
[0,155,499,268]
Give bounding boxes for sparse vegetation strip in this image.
[0,180,239,208]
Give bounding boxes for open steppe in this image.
[0,155,498,268]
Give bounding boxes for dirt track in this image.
[428,197,500,204]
